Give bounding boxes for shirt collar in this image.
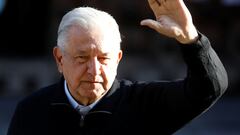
[64,80,100,110]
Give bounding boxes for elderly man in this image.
[8,0,228,135]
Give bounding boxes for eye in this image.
[75,56,89,63]
[98,57,110,63]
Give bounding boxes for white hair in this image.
[57,7,122,51]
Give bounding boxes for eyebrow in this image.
[101,52,111,56]
[75,50,111,56]
[77,51,89,55]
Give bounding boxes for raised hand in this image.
[141,0,199,44]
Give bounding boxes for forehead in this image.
[66,25,120,54]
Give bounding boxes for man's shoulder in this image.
[18,81,63,107]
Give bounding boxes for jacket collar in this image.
[50,77,71,108]
[50,77,121,114]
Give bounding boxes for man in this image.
[8,0,228,135]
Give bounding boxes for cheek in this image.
[101,63,118,89]
[63,63,87,88]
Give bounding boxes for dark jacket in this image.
[7,33,228,135]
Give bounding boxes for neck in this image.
[76,97,95,106]
[74,91,107,106]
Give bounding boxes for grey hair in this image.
[57,7,122,51]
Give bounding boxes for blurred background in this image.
[0,0,240,134]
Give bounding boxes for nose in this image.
[87,57,101,76]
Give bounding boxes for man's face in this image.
[54,25,122,105]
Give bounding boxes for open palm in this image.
[141,0,198,44]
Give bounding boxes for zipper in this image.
[79,110,112,127]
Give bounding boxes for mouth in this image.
[80,81,103,90]
[82,81,103,84]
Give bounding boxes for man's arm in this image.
[138,0,228,132]
[140,0,228,97]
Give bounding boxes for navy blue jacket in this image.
[7,33,228,135]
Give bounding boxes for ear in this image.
[117,50,123,64]
[53,47,63,73]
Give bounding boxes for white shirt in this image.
[64,80,100,116]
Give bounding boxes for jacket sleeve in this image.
[180,32,228,105]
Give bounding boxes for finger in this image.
[140,19,172,37]
[155,0,161,6]
[147,0,160,10]
[150,0,166,6]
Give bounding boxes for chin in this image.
[84,89,103,97]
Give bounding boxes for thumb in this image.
[140,19,179,39]
[140,19,163,32]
